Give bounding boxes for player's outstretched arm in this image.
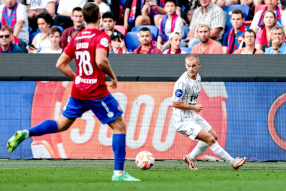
[56,53,76,80]
[96,48,118,89]
[172,101,203,112]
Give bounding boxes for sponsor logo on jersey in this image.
[75,34,96,40]
[100,38,109,47]
[175,89,183,97]
[75,76,97,85]
[82,31,91,34]
[76,42,89,50]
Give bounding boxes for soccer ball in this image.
[135,151,155,170]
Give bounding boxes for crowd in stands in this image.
[1,0,286,54]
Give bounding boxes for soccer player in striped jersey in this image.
[172,54,247,170]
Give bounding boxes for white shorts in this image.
[175,114,212,140]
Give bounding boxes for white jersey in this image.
[172,72,201,124]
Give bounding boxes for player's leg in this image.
[86,94,140,181]
[7,115,75,153]
[7,96,87,153]
[196,129,247,170]
[184,129,218,170]
[108,116,139,181]
[188,117,218,162]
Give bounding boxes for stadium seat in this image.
[125,32,141,51]
[120,0,126,7]
[36,28,41,33]
[52,25,64,33]
[224,11,232,33]
[183,25,190,39]
[180,47,192,54]
[223,5,251,20]
[131,25,159,41]
[114,25,127,36]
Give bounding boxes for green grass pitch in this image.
[0,160,286,191]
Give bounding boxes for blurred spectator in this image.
[191,24,223,54]
[110,32,127,54]
[3,25,26,52]
[233,29,264,54]
[0,0,23,5]
[94,0,110,17]
[0,0,29,44]
[60,7,85,49]
[163,32,186,54]
[157,0,183,50]
[176,0,197,24]
[54,0,87,29]
[109,0,120,24]
[265,26,286,54]
[101,12,122,36]
[250,0,286,34]
[140,0,166,28]
[185,0,225,48]
[124,0,166,31]
[133,27,162,54]
[0,26,23,53]
[255,10,277,52]
[27,12,53,53]
[26,0,56,32]
[223,9,245,54]
[40,27,62,53]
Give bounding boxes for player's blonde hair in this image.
[185,54,200,64]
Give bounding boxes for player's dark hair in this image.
[102,12,115,21]
[49,27,62,36]
[139,27,151,32]
[231,9,244,19]
[243,29,256,39]
[72,7,82,13]
[37,13,54,26]
[165,0,176,6]
[82,3,100,24]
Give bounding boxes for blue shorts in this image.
[61,94,123,124]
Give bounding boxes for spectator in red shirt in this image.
[60,7,85,49]
[133,27,162,54]
[191,24,223,54]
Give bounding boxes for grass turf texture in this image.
[0,160,286,191]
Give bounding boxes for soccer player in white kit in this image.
[172,54,247,170]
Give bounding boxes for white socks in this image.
[23,130,29,139]
[189,141,209,160]
[210,142,233,163]
[114,170,124,176]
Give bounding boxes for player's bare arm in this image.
[96,48,118,89]
[56,53,76,80]
[172,101,203,112]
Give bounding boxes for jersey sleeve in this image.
[172,81,186,102]
[96,33,110,52]
[64,37,74,58]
